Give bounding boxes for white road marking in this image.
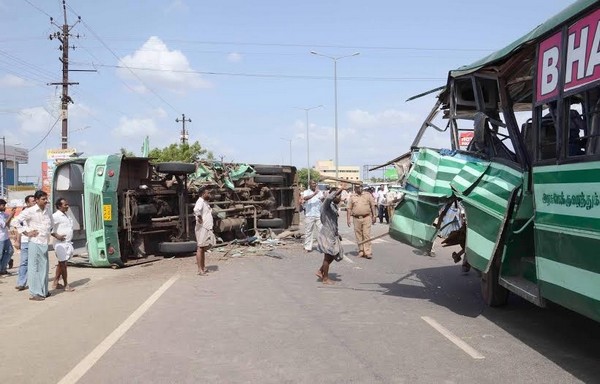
[57,274,181,384]
[421,316,485,360]
[342,254,354,263]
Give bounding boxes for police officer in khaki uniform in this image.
[346,184,376,258]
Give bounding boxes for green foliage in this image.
[147,141,212,163]
[120,147,136,157]
[297,168,321,188]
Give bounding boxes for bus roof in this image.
[450,0,596,78]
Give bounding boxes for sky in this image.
[0,0,576,183]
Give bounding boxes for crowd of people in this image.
[0,183,396,295]
[0,191,76,301]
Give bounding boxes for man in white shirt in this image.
[194,186,215,275]
[13,195,35,291]
[0,198,15,275]
[52,198,75,291]
[15,190,63,301]
[376,186,389,224]
[302,180,324,252]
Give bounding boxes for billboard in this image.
[459,132,474,148]
[42,148,77,194]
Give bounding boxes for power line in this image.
[28,115,61,152]
[22,0,53,18]
[65,3,181,115]
[93,64,445,82]
[98,37,493,53]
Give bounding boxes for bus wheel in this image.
[155,162,196,174]
[255,175,284,184]
[158,241,198,255]
[252,165,283,175]
[480,261,508,307]
[257,218,284,228]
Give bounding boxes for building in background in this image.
[315,160,360,182]
[0,145,29,197]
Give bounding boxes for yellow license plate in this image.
[103,204,112,221]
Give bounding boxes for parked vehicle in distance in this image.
[52,156,298,267]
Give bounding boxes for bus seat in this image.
[587,101,600,155]
[568,109,586,156]
[521,119,534,158]
[540,115,557,160]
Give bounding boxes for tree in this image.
[297,168,321,188]
[120,147,136,157]
[147,141,213,163]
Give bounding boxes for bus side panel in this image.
[455,163,525,272]
[389,193,443,251]
[533,163,600,322]
[389,149,468,252]
[83,155,122,267]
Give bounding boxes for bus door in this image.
[52,159,86,254]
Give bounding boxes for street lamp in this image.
[310,51,360,180]
[11,143,21,190]
[280,137,292,165]
[296,105,323,185]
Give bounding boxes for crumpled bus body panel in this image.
[390,148,524,273]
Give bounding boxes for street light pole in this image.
[297,105,323,185]
[310,51,360,180]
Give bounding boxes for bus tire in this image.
[257,218,284,228]
[158,241,197,254]
[255,175,284,184]
[155,162,196,174]
[480,260,508,307]
[252,165,283,175]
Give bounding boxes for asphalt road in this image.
[1,219,599,383]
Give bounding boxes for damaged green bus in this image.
[390,0,600,322]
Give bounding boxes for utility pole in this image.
[176,114,191,145]
[48,0,81,149]
[0,137,5,198]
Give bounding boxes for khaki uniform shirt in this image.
[348,193,375,216]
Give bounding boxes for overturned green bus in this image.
[52,156,298,267]
[390,0,600,322]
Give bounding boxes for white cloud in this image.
[165,0,189,13]
[117,36,210,94]
[112,116,159,138]
[347,108,418,129]
[16,107,57,134]
[282,106,428,169]
[0,74,30,88]
[227,52,243,63]
[152,107,168,118]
